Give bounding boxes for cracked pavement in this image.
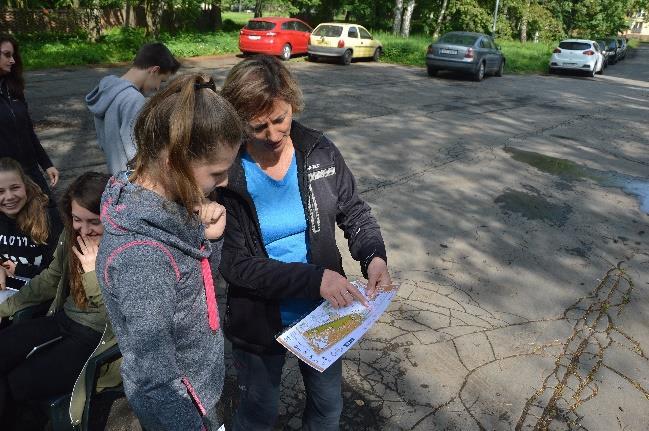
[25,45,649,430]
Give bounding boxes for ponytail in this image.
[131,74,243,213]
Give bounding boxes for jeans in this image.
[231,347,343,431]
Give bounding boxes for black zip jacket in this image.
[0,205,63,289]
[0,80,53,174]
[219,121,387,354]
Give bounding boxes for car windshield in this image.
[246,21,275,31]
[437,33,479,46]
[313,25,343,37]
[558,41,591,50]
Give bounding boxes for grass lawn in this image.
[19,11,253,70]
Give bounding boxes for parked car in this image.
[548,39,604,77]
[595,40,610,68]
[616,37,628,60]
[425,31,505,81]
[601,37,620,64]
[307,23,382,65]
[238,17,312,61]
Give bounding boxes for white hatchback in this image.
[549,39,604,77]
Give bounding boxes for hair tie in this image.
[194,81,216,92]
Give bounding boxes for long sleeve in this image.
[331,142,387,277]
[102,245,204,431]
[0,236,63,317]
[26,109,53,170]
[118,95,144,166]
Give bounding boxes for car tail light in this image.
[338,39,345,48]
[266,32,276,36]
[240,29,244,34]
[553,48,561,53]
[464,47,474,59]
[583,50,595,56]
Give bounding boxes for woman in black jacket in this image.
[0,35,59,196]
[219,55,392,431]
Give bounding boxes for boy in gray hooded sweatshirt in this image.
[96,75,242,430]
[85,43,180,175]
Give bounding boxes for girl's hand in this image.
[320,269,369,309]
[72,235,99,273]
[0,266,7,290]
[1,260,16,277]
[46,166,60,187]
[195,200,226,240]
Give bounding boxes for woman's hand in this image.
[46,166,60,187]
[320,269,369,309]
[1,260,16,277]
[72,235,99,273]
[195,200,226,240]
[0,266,7,290]
[366,257,392,300]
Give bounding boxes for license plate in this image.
[248,35,261,40]
[439,48,458,55]
[563,62,577,67]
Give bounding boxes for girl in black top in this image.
[0,157,62,289]
[0,34,59,195]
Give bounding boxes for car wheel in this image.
[596,62,604,75]
[427,66,437,77]
[473,61,485,81]
[341,49,352,66]
[589,67,596,78]
[372,47,382,62]
[495,59,504,77]
[280,44,292,61]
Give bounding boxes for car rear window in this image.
[438,33,479,46]
[558,41,591,50]
[313,25,343,37]
[246,20,276,31]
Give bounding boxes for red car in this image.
[239,17,312,61]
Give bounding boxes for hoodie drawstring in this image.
[200,246,219,332]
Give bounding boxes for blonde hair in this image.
[220,55,304,130]
[131,74,243,213]
[0,158,49,244]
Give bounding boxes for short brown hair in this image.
[220,55,304,126]
[133,42,181,74]
[0,157,49,243]
[131,74,243,213]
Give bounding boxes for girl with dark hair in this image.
[96,74,243,430]
[0,34,60,196]
[0,157,62,289]
[0,171,110,429]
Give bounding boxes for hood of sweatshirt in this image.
[101,172,210,261]
[85,75,140,118]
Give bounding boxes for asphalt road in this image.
[25,46,649,430]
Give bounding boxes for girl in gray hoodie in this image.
[96,74,243,431]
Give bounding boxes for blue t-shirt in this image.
[242,151,321,325]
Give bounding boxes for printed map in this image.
[277,280,398,372]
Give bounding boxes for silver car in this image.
[425,31,505,81]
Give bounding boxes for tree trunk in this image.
[392,0,403,35]
[433,0,449,38]
[208,1,222,31]
[520,0,531,42]
[254,0,263,18]
[124,0,131,28]
[145,0,163,38]
[400,0,415,37]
